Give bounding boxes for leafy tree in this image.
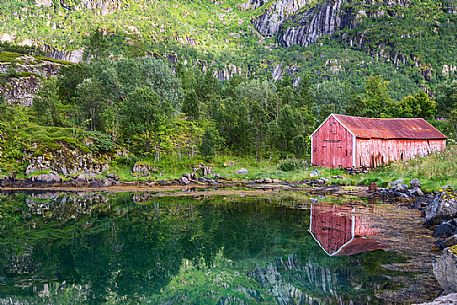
[395,91,436,119]
[199,124,223,161]
[141,58,184,112]
[436,80,457,118]
[33,77,66,126]
[276,105,307,157]
[76,78,109,131]
[58,63,92,101]
[312,80,352,121]
[234,79,278,160]
[360,76,395,117]
[120,86,172,159]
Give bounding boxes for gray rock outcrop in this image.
[426,189,457,225]
[0,55,64,106]
[0,76,40,107]
[31,172,61,183]
[237,168,249,175]
[415,293,457,305]
[278,0,347,47]
[25,147,110,178]
[132,162,156,177]
[433,248,457,294]
[240,0,270,10]
[253,0,309,37]
[39,0,122,15]
[252,0,409,48]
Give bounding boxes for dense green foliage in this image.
[0,0,456,178]
[1,53,456,177]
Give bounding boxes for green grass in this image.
[107,154,345,183]
[0,51,21,62]
[0,51,72,65]
[349,146,457,192]
[105,146,457,192]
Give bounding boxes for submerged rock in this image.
[433,248,457,294]
[444,235,457,248]
[426,189,457,225]
[433,219,457,238]
[416,293,457,305]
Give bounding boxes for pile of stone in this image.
[132,162,157,177]
[69,173,120,187]
[379,178,426,200]
[177,165,218,185]
[30,171,61,183]
[177,172,198,185]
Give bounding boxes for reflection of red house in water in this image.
[309,204,384,256]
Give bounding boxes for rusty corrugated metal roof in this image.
[333,114,448,140]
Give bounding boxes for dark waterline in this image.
[0,192,417,304]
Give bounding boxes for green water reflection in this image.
[0,192,405,304]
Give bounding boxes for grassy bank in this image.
[108,146,457,193]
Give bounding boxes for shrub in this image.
[278,158,306,172]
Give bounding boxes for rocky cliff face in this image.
[270,0,410,47]
[277,0,346,47]
[240,0,270,10]
[0,55,62,106]
[35,0,122,15]
[253,0,310,37]
[251,0,443,80]
[0,56,63,106]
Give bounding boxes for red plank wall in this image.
[356,138,446,168]
[312,115,354,168]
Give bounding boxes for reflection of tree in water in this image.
[0,193,404,304]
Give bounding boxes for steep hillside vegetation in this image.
[1,0,455,89]
[0,0,456,182]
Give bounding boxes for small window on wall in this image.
[330,123,337,134]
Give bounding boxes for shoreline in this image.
[0,180,370,197]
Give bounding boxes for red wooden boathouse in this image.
[311,114,447,168]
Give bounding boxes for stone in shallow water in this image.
[444,235,457,248]
[415,293,457,305]
[433,220,457,238]
[433,248,457,294]
[426,189,457,225]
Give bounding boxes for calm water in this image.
[0,192,416,304]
